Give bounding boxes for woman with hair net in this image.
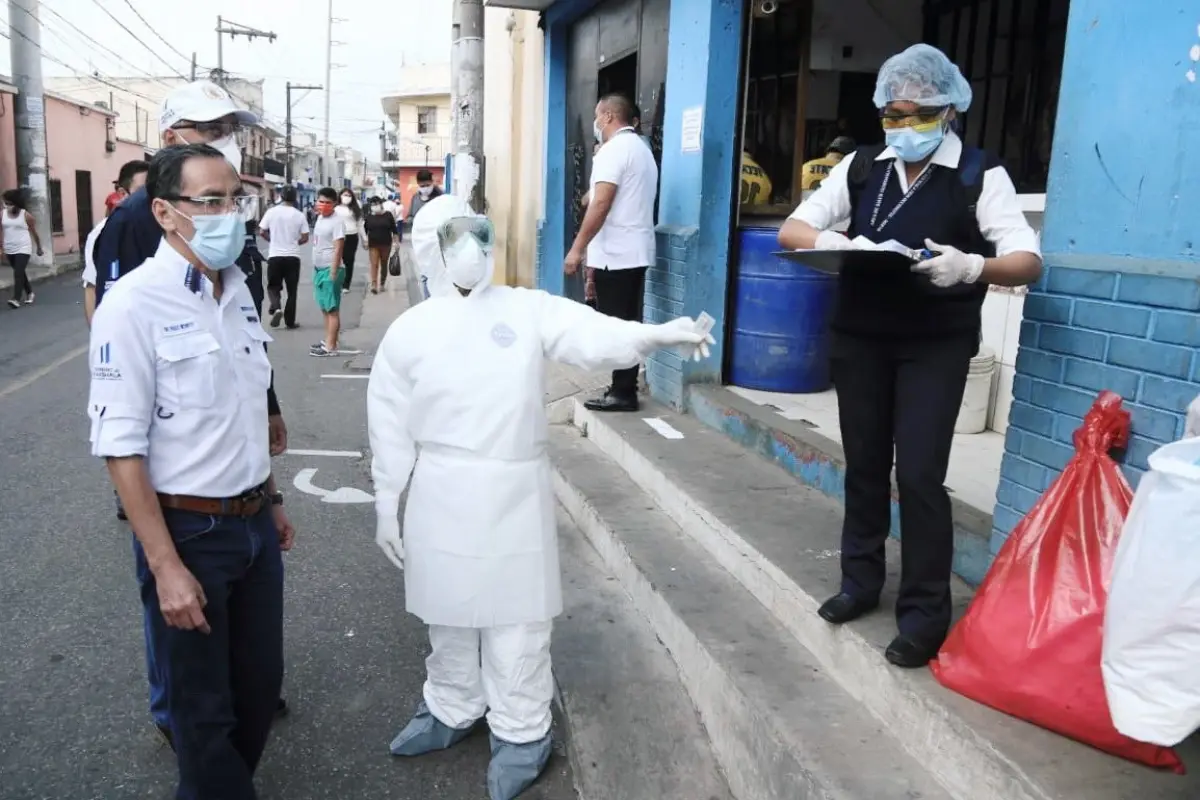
[366,194,714,799]
[778,44,1042,669]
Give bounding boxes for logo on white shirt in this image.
[491,323,517,348]
[92,342,121,381]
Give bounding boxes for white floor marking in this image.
[320,374,369,380]
[293,467,375,504]
[0,343,88,401]
[643,417,685,440]
[284,448,362,458]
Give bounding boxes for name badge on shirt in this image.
[161,320,198,337]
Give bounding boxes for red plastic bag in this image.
[931,391,1183,773]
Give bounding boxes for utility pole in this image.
[190,52,197,81]
[451,0,485,213]
[323,0,332,187]
[286,82,323,184]
[8,0,53,268]
[215,16,277,86]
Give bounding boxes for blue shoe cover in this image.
[486,732,553,800]
[389,701,477,756]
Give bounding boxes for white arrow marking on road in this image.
[293,468,375,504]
[285,448,363,458]
[320,374,369,380]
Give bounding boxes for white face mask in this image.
[341,196,352,205]
[208,134,243,174]
[418,185,433,199]
[443,238,488,291]
[593,120,604,144]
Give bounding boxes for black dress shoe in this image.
[884,634,942,669]
[583,392,639,412]
[817,592,879,624]
[276,697,290,718]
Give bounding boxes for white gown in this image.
[367,283,659,628]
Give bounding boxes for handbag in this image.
[387,247,402,277]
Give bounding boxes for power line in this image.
[38,2,175,89]
[117,0,191,64]
[85,0,187,78]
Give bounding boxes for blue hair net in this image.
[872,44,973,112]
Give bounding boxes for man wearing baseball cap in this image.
[90,79,292,749]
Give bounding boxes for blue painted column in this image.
[994,1,1200,552]
[645,0,744,409]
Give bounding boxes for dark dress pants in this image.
[593,266,648,398]
[266,257,301,327]
[137,506,284,800]
[831,331,976,643]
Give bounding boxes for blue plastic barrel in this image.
[729,226,837,393]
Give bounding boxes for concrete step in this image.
[553,505,733,800]
[551,425,957,800]
[568,399,1200,800]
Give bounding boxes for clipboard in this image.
[772,249,918,276]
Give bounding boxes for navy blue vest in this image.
[836,149,998,339]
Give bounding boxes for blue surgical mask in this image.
[172,207,246,269]
[885,123,946,164]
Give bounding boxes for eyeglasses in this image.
[172,120,241,138]
[437,216,494,255]
[879,106,948,131]
[165,193,258,215]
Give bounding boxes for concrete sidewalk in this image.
[0,253,82,293]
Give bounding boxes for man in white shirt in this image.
[258,185,310,329]
[88,144,296,798]
[564,93,658,412]
[83,159,148,326]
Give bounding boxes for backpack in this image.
[845,143,986,245]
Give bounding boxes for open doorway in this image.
[598,53,638,102]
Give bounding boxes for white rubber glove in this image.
[375,515,405,571]
[1186,394,1200,439]
[815,230,856,251]
[647,317,716,362]
[910,239,986,288]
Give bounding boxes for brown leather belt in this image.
[157,487,266,517]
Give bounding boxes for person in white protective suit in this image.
[366,194,714,800]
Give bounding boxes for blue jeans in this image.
[133,506,284,800]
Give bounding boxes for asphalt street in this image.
[0,248,577,799]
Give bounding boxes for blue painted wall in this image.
[644,0,743,408]
[995,0,1200,552]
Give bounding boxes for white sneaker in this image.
[23,293,34,305]
[6,299,19,309]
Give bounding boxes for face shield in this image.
[410,194,497,297]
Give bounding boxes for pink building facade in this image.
[0,82,149,257]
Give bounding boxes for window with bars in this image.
[923,0,1069,193]
[49,179,63,234]
[417,106,437,135]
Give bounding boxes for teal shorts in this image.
[313,266,342,313]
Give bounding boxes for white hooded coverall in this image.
[367,195,700,745]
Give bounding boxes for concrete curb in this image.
[571,399,1054,800]
[0,260,83,293]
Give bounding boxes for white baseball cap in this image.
[159,80,258,133]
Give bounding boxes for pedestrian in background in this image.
[83,160,149,325]
[1,188,44,309]
[362,196,397,294]
[260,185,310,329]
[310,187,346,357]
[335,189,362,294]
[405,169,443,232]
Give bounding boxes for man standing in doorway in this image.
[259,185,310,329]
[564,93,659,412]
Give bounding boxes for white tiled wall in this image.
[980,289,1026,434]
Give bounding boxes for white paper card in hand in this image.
[694,311,715,338]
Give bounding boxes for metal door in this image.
[75,170,93,253]
[563,0,670,303]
